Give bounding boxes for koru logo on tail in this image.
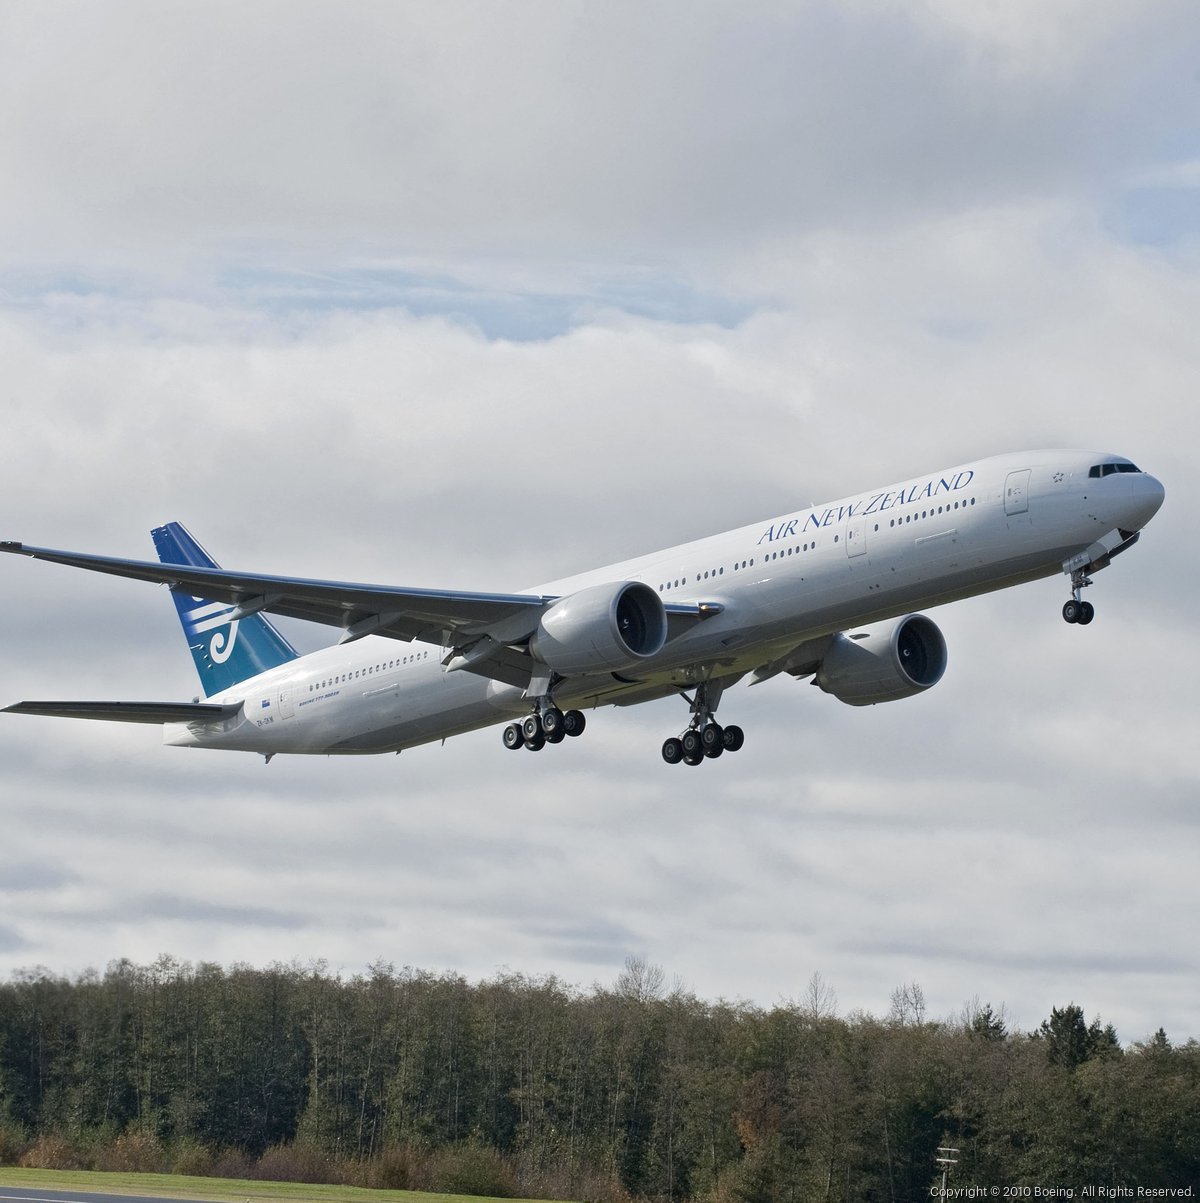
[185,600,240,664]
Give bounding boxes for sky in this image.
[1,0,1198,1043]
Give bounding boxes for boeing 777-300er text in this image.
[1,450,1165,765]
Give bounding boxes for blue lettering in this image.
[766,470,972,544]
[758,515,803,545]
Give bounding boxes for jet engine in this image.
[815,614,947,706]
[530,581,668,676]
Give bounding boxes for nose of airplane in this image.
[1124,472,1166,532]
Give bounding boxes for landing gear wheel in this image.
[545,728,566,744]
[541,707,565,736]
[522,715,543,743]
[662,680,743,765]
[1062,600,1080,624]
[502,723,524,751]
[1078,601,1095,625]
[721,724,745,752]
[524,730,546,751]
[563,709,586,737]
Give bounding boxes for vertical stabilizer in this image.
[151,522,299,696]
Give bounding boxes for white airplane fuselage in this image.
[163,449,1164,756]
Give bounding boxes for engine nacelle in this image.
[531,581,667,676]
[815,614,947,706]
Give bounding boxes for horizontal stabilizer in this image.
[2,700,242,725]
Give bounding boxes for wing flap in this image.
[3,700,242,725]
[748,635,833,685]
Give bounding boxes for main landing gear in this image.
[661,681,744,767]
[1062,566,1096,625]
[502,704,587,752]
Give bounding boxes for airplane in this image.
[1,449,1165,766]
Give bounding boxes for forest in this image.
[0,957,1196,1201]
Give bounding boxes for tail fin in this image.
[151,522,299,696]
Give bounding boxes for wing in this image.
[1,539,712,689]
[3,700,241,724]
[0,539,548,644]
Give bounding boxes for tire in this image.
[525,731,546,751]
[502,723,524,751]
[662,737,684,765]
[681,729,703,758]
[542,707,564,736]
[704,742,724,759]
[1062,600,1080,624]
[545,728,566,744]
[722,724,745,752]
[1077,601,1095,625]
[563,709,586,737]
[522,715,543,742]
[683,750,703,766]
[700,722,723,751]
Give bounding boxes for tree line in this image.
[0,957,1196,1201]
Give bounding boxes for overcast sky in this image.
[2,0,1198,1043]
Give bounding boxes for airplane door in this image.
[277,688,295,719]
[1004,469,1031,516]
[845,520,867,558]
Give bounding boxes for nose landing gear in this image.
[1062,566,1096,625]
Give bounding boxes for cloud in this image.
[0,925,30,954]
[0,862,78,892]
[2,1,1195,274]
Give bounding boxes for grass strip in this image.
[0,1168,574,1203]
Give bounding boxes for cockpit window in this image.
[1088,462,1141,478]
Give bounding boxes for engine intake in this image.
[531,581,668,676]
[815,614,947,706]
